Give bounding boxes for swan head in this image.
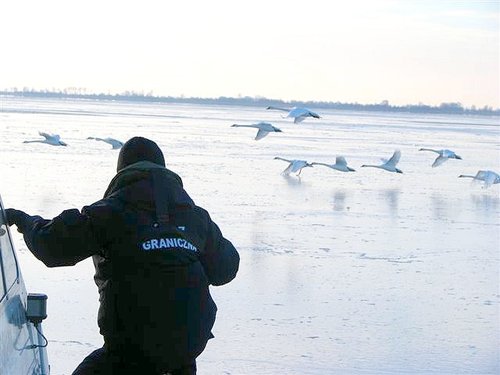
[395,168,403,173]
[455,155,462,160]
[59,141,68,146]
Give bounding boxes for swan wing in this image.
[281,162,294,175]
[432,155,448,168]
[293,116,306,124]
[483,172,496,187]
[290,160,308,173]
[39,131,54,140]
[108,139,123,148]
[475,170,489,180]
[386,150,401,167]
[255,129,269,140]
[335,156,348,166]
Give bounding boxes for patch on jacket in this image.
[141,237,198,252]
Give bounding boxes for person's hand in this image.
[4,208,28,228]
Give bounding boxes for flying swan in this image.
[231,122,282,140]
[87,137,124,149]
[274,157,313,176]
[24,132,68,146]
[361,150,403,173]
[266,106,320,124]
[311,156,355,172]
[458,170,500,188]
[419,148,462,167]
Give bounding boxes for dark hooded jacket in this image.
[16,161,239,370]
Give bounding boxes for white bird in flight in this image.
[24,131,67,146]
[266,106,321,124]
[311,156,356,172]
[419,148,462,167]
[458,170,500,188]
[274,157,313,176]
[231,122,282,140]
[361,150,403,173]
[87,137,124,149]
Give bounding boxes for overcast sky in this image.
[1,0,498,107]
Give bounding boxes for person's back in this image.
[5,137,240,374]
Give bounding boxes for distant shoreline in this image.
[1,90,499,117]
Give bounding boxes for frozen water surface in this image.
[0,96,498,374]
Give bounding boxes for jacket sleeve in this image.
[198,212,239,286]
[19,209,100,267]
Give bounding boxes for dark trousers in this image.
[72,347,197,375]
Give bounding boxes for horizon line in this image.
[1,88,499,115]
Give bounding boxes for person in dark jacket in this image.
[5,136,240,375]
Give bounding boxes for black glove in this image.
[4,208,30,231]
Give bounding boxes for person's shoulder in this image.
[83,197,123,218]
[192,204,209,216]
[192,205,220,227]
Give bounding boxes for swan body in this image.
[266,106,320,124]
[24,131,67,146]
[274,157,313,176]
[231,122,282,140]
[87,137,124,149]
[419,148,462,167]
[459,170,500,188]
[311,156,355,172]
[361,150,403,173]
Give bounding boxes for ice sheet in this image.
[0,96,498,374]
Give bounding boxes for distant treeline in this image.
[1,88,499,116]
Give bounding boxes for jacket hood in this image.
[104,161,194,210]
[116,137,165,172]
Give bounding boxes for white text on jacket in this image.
[141,238,198,252]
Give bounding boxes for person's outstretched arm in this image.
[5,208,99,267]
